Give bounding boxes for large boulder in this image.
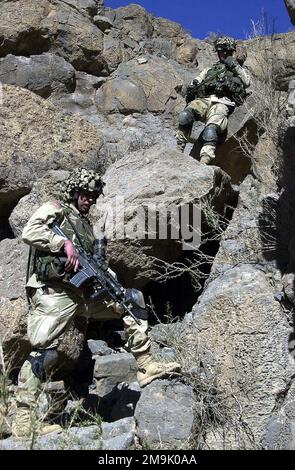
[0,53,76,98]
[113,57,185,114]
[96,78,148,114]
[0,417,136,450]
[135,380,196,448]
[245,32,295,91]
[111,4,153,44]
[0,84,102,217]
[181,176,294,448]
[0,0,105,75]
[59,0,100,19]
[94,353,138,396]
[0,0,51,56]
[109,4,198,66]
[93,146,234,287]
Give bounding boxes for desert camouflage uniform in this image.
[176,42,251,162]
[16,201,151,409]
[14,175,180,437]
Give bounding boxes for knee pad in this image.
[124,288,148,320]
[178,109,194,127]
[202,124,219,144]
[28,349,59,381]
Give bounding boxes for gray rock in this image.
[209,176,271,278]
[0,239,30,367]
[160,347,177,361]
[0,53,76,98]
[99,417,136,450]
[93,146,233,287]
[96,78,148,114]
[190,262,293,449]
[87,339,114,355]
[0,437,29,450]
[103,433,134,450]
[135,380,196,448]
[94,352,138,395]
[0,85,102,219]
[0,238,28,300]
[114,57,184,114]
[0,425,103,450]
[101,416,135,440]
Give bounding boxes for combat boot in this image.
[136,352,181,387]
[11,407,62,438]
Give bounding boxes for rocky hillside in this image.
[1,0,295,450]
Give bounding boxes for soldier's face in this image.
[218,49,232,61]
[76,190,98,214]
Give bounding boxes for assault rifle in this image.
[51,223,144,325]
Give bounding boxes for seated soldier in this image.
[12,168,181,437]
[176,36,251,164]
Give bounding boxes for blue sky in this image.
[105,0,293,39]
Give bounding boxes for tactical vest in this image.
[197,62,247,105]
[34,203,95,284]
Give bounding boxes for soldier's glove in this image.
[185,80,199,103]
[223,56,238,70]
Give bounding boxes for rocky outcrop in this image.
[96,77,148,115]
[0,53,76,98]
[135,379,196,448]
[0,417,136,450]
[112,57,184,114]
[106,4,199,67]
[180,176,294,448]
[94,353,138,396]
[245,33,295,91]
[0,0,105,75]
[94,146,234,287]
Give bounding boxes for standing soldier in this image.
[176,36,251,163]
[12,168,181,437]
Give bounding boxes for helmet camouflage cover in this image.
[62,168,104,202]
[214,36,236,52]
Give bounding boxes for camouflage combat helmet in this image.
[62,168,104,202]
[214,36,236,52]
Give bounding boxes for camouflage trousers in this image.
[16,284,150,409]
[176,97,230,159]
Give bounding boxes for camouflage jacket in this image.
[22,200,96,288]
[191,60,251,106]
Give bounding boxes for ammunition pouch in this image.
[35,251,67,283]
[194,63,246,105]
